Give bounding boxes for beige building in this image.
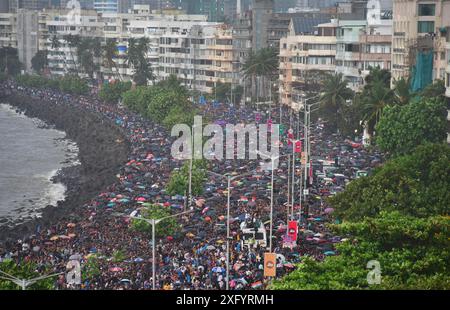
[445,31,450,144]
[279,20,336,108]
[0,13,17,49]
[359,19,392,80]
[391,0,450,86]
[27,6,233,93]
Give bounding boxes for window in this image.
[418,21,434,33]
[418,4,435,16]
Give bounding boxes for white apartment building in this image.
[359,19,392,78]
[335,19,367,91]
[0,12,17,49]
[126,14,232,93]
[392,0,450,87]
[32,6,233,93]
[279,20,337,108]
[38,9,103,76]
[335,14,392,92]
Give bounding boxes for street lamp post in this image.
[206,170,255,290]
[300,95,321,218]
[0,270,63,290]
[116,209,194,290]
[256,152,290,252]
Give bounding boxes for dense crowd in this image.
[0,80,382,290]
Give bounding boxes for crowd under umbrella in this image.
[0,79,382,290]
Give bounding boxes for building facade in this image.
[358,18,392,79]
[279,20,336,108]
[16,9,39,72]
[0,12,17,49]
[445,30,450,144]
[252,0,274,50]
[335,19,367,91]
[391,0,450,87]
[94,0,118,13]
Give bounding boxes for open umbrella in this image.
[69,254,82,261]
[212,267,224,273]
[283,263,295,268]
[120,279,132,283]
[324,251,336,256]
[324,208,334,214]
[134,258,144,263]
[109,267,123,272]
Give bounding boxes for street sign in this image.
[264,253,276,277]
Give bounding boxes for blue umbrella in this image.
[324,251,336,256]
[212,267,224,273]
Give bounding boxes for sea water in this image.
[0,103,79,227]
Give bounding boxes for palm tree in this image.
[242,47,278,100]
[63,34,81,74]
[360,79,394,135]
[363,66,391,86]
[125,37,154,86]
[125,38,139,69]
[319,73,354,133]
[102,38,121,81]
[393,77,412,105]
[50,35,69,73]
[76,38,100,81]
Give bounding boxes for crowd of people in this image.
[0,80,382,290]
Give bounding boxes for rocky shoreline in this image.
[0,93,130,243]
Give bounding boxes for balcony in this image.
[335,51,358,61]
[360,34,392,44]
[336,66,360,78]
[394,32,406,37]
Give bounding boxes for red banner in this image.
[294,140,302,153]
[288,220,298,241]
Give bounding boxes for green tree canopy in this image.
[31,50,48,74]
[375,97,447,156]
[419,79,446,99]
[329,143,450,221]
[271,212,449,290]
[0,47,22,76]
[272,144,450,290]
[319,73,354,133]
[99,81,132,104]
[166,159,207,197]
[130,204,179,238]
[122,80,193,125]
[0,261,55,290]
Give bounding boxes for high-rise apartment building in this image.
[94,0,118,13]
[391,0,450,88]
[0,12,17,48]
[279,19,336,108]
[16,8,38,72]
[252,0,274,50]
